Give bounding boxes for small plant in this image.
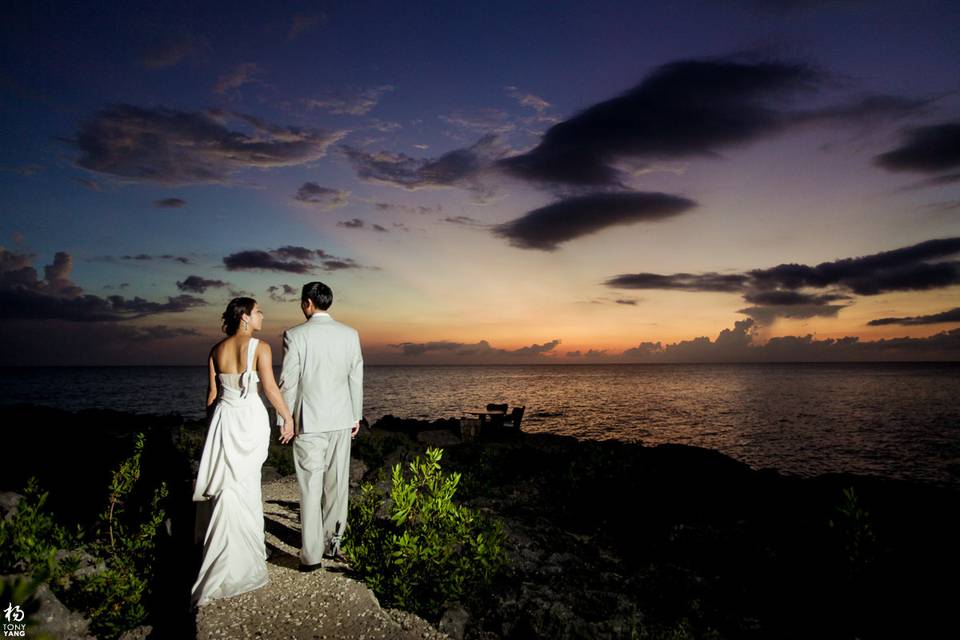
[0,433,168,640]
[344,447,507,620]
[0,477,81,586]
[828,486,878,574]
[74,433,169,639]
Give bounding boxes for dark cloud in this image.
[607,238,960,325]
[176,276,228,293]
[155,197,186,208]
[274,246,318,260]
[897,172,960,192]
[615,298,638,306]
[115,254,192,264]
[493,191,697,251]
[737,290,851,323]
[616,317,960,362]
[267,284,298,303]
[294,183,349,209]
[875,121,960,173]
[373,202,441,215]
[742,290,851,305]
[604,272,749,292]
[223,247,365,273]
[746,237,960,295]
[305,85,394,116]
[498,55,924,187]
[0,248,207,322]
[443,215,488,227]
[74,104,344,185]
[224,250,313,273]
[608,238,960,296]
[341,134,508,201]
[867,307,960,326]
[337,218,365,229]
[737,303,847,325]
[0,320,213,366]
[389,338,561,360]
[372,224,388,232]
[566,349,611,359]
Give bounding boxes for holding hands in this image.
[279,416,296,444]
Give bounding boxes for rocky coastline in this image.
[2,404,958,639]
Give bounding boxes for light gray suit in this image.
[279,311,363,564]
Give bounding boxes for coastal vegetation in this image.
[0,434,168,639]
[344,447,507,620]
[1,405,958,638]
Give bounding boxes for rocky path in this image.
[194,476,447,640]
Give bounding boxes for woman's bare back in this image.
[212,336,258,375]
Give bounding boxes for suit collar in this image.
[308,312,332,321]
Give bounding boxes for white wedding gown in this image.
[191,337,270,607]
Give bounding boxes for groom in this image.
[279,281,363,571]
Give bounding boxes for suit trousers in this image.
[293,428,352,565]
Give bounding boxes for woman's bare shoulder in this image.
[209,337,230,359]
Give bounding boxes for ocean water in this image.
[2,363,959,486]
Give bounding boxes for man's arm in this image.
[278,330,301,427]
[348,331,363,432]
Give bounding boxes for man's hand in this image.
[279,417,296,444]
[351,421,360,438]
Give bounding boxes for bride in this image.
[191,297,296,608]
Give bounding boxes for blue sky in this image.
[1,0,959,364]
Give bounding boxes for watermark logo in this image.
[3,603,26,637]
[1,605,22,623]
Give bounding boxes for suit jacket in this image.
[278,312,363,433]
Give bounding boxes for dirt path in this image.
[194,476,448,640]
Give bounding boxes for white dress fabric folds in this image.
[191,338,270,607]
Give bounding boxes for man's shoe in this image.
[298,561,323,573]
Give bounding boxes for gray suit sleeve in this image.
[278,330,301,427]
[349,331,363,423]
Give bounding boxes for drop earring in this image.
[243,320,249,331]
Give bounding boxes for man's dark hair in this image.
[302,281,333,310]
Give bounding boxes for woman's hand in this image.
[279,417,296,444]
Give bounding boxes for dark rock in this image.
[350,458,369,486]
[30,580,96,640]
[119,625,153,640]
[439,604,469,640]
[417,429,462,448]
[0,491,22,521]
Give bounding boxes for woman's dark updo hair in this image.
[221,297,256,335]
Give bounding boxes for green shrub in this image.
[0,478,81,586]
[267,443,296,476]
[0,433,168,640]
[344,447,507,620]
[828,486,878,574]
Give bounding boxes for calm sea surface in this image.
[2,363,958,487]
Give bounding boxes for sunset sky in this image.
[1,0,959,365]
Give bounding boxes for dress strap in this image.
[246,337,259,373]
[239,338,259,399]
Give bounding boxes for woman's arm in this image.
[206,351,218,415]
[257,341,295,443]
